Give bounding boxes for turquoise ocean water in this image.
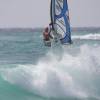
[0,28,100,100]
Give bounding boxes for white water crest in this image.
[1,45,100,99]
[72,33,100,40]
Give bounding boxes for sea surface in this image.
[0,28,100,100]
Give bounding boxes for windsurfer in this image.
[43,27,50,41]
[43,25,53,41]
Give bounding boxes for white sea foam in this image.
[1,45,100,99]
[72,33,100,40]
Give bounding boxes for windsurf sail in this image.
[50,0,72,44]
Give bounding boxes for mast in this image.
[50,0,55,30]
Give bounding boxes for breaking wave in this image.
[0,45,100,99]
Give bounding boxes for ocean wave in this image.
[0,45,100,99]
[72,33,100,40]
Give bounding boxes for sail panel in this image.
[55,0,63,15]
[56,17,66,38]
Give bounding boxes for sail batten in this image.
[50,0,72,44]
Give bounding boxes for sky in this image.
[0,0,100,28]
